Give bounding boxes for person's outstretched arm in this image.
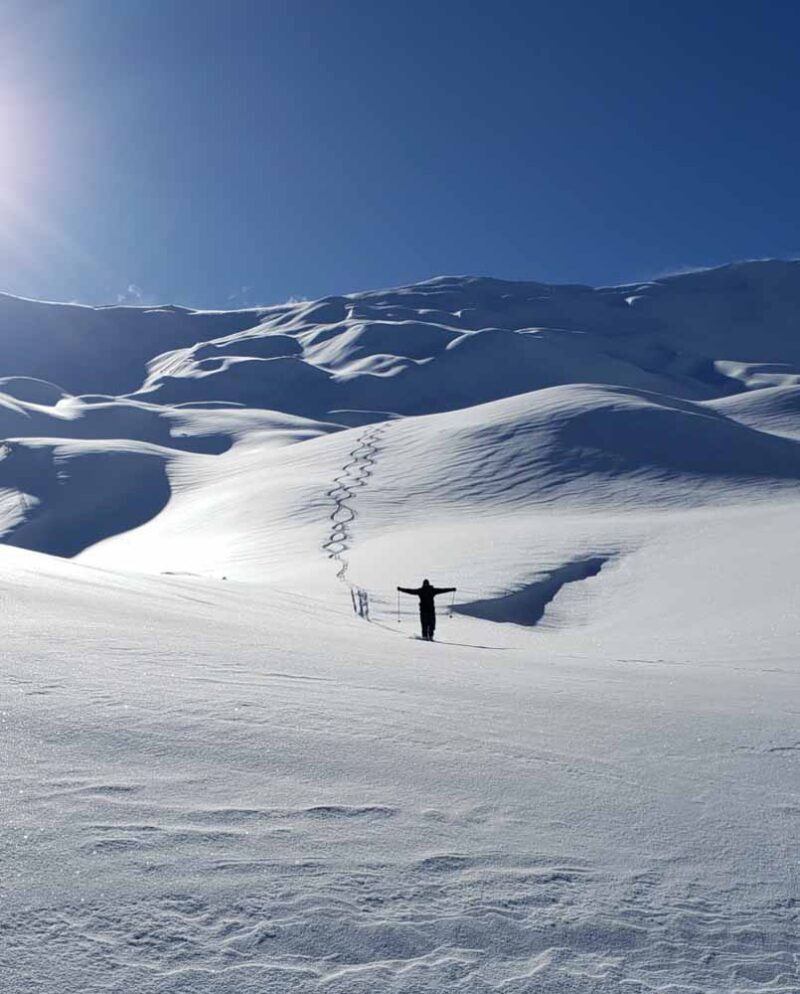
[397,586,420,595]
[432,586,457,596]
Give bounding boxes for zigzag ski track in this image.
[322,421,388,582]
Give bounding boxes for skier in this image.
[397,579,457,641]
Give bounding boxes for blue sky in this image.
[1,0,799,308]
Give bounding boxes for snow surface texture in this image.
[1,260,799,992]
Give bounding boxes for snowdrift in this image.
[0,438,177,557]
[708,382,800,439]
[0,293,264,394]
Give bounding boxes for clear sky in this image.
[2,0,799,308]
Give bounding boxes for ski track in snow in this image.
[321,421,388,584]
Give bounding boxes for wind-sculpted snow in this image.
[1,260,800,415]
[3,259,800,424]
[708,383,800,439]
[0,293,264,394]
[302,319,461,368]
[2,261,800,992]
[0,438,177,556]
[2,551,798,992]
[457,557,610,625]
[0,375,70,404]
[143,329,303,385]
[0,387,338,455]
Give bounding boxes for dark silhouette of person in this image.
[397,579,456,640]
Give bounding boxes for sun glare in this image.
[0,96,37,185]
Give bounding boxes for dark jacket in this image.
[397,583,456,615]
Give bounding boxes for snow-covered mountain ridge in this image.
[4,259,800,411]
[1,259,800,573]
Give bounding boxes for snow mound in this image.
[146,329,302,383]
[139,356,336,416]
[74,382,800,586]
[0,438,179,556]
[303,320,462,369]
[708,383,800,438]
[365,384,800,511]
[0,388,340,455]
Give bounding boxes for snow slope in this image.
[1,260,799,992]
